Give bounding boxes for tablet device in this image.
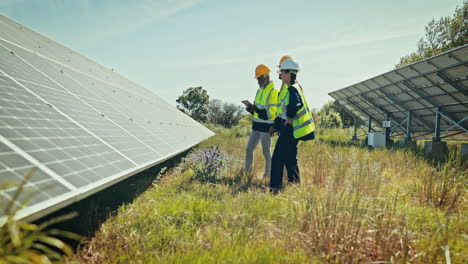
[241,100,252,106]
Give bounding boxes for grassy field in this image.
[76,125,467,263]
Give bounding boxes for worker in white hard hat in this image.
[270,55,292,136]
[269,58,315,192]
[243,64,279,178]
[271,55,293,180]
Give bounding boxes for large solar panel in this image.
[329,44,468,140]
[0,14,214,221]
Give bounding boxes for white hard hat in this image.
[279,58,300,72]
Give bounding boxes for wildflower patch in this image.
[179,147,239,184]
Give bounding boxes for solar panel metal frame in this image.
[329,44,468,141]
[0,13,214,222]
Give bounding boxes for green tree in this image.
[395,1,467,68]
[320,101,353,128]
[207,99,245,128]
[176,86,209,122]
[317,109,343,128]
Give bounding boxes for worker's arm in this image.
[255,108,269,120]
[272,116,281,130]
[286,86,303,119]
[268,89,278,119]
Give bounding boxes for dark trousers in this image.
[270,124,299,191]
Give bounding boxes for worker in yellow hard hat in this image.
[277,55,292,68]
[242,64,279,178]
[269,58,315,193]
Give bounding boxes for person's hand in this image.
[284,120,293,125]
[246,104,257,113]
[269,127,277,137]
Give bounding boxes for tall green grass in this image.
[77,127,467,263]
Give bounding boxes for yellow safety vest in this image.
[253,82,278,124]
[276,83,289,116]
[280,83,315,139]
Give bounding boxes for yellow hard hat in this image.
[277,55,292,67]
[254,64,270,78]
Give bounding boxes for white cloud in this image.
[2,0,205,47]
[0,0,27,7]
[279,30,420,57]
[177,28,420,68]
[75,0,204,45]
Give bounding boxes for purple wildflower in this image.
[177,146,237,183]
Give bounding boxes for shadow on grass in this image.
[34,149,193,247]
[318,138,369,149]
[221,169,270,194]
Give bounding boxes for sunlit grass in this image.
[77,127,467,263]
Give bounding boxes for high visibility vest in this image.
[276,83,289,116]
[280,83,315,139]
[252,82,278,124]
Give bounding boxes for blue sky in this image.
[0,0,463,109]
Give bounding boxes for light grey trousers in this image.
[245,130,271,177]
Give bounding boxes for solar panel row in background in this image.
[329,44,468,140]
[0,13,214,221]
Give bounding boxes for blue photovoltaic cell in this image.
[0,13,214,220]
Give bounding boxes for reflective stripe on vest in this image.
[281,83,315,139]
[293,118,314,132]
[253,82,276,122]
[292,107,307,120]
[279,84,309,120]
[279,94,288,120]
[277,83,288,116]
[252,118,274,124]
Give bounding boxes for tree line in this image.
[333,1,467,126]
[176,86,349,129]
[176,86,244,128]
[395,1,467,68]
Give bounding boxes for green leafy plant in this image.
[0,169,81,264]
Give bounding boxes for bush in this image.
[238,114,253,128]
[320,101,354,127]
[208,99,245,128]
[317,109,343,128]
[179,147,238,184]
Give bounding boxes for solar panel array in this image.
[329,44,468,140]
[0,14,214,221]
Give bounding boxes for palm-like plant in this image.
[0,169,82,264]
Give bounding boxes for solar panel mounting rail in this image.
[329,44,468,143]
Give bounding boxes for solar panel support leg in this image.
[365,116,372,145]
[385,113,391,145]
[461,144,468,160]
[433,106,441,142]
[405,110,412,142]
[352,116,358,141]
